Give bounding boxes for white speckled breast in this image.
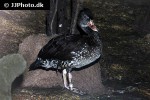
[69,46,101,68]
[41,46,101,69]
[40,41,101,69]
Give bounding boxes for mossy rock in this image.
[0,54,26,100]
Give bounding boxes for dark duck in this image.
[29,8,102,93]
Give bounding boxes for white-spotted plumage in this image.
[29,8,102,95]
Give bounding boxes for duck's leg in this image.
[62,69,69,89]
[68,72,85,95]
[68,72,73,90]
[68,72,79,91]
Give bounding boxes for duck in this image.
[29,8,102,93]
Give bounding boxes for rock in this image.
[19,34,62,88]
[0,54,26,100]
[19,34,56,66]
[19,34,106,95]
[72,63,106,95]
[0,10,46,58]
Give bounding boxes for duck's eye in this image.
[83,15,89,20]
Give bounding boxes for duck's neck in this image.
[82,27,101,45]
[88,31,101,45]
[93,32,101,45]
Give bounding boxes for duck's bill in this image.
[87,20,98,32]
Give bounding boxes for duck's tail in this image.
[29,58,43,71]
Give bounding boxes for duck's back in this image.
[38,34,101,68]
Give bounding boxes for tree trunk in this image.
[46,0,70,36]
[46,0,81,36]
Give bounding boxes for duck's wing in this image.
[37,34,87,60]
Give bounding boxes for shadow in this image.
[11,74,24,92]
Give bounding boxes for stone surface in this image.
[0,54,26,100]
[19,34,62,87]
[19,34,106,95]
[19,34,52,67]
[0,10,46,58]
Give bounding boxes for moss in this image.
[0,54,26,100]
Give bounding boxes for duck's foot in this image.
[64,86,70,90]
[64,86,86,95]
[70,87,86,95]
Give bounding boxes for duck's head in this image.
[77,8,98,34]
